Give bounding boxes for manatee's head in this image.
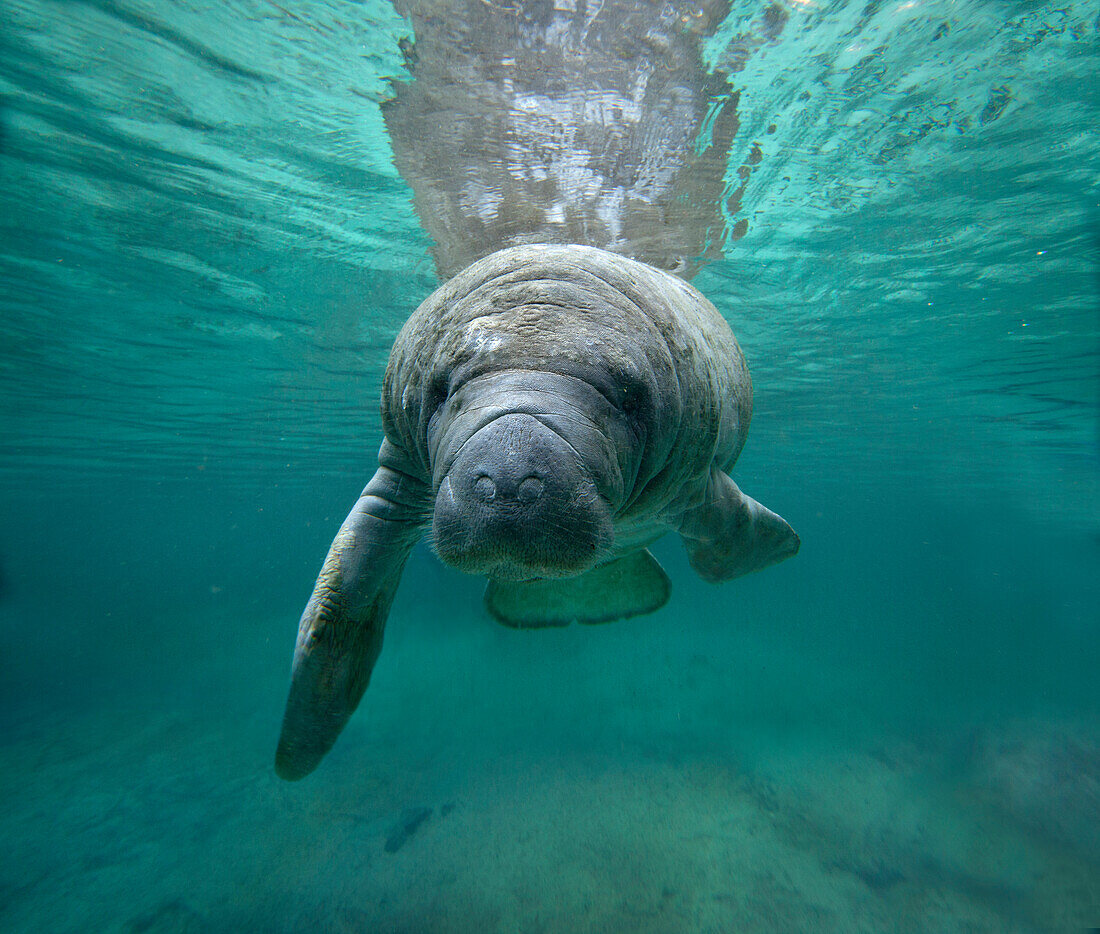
[383,245,710,580]
[429,371,627,581]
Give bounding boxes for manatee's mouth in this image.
[431,413,614,579]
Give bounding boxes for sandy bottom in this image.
[3,572,1098,933]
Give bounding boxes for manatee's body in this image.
[274,0,799,781]
[276,244,799,780]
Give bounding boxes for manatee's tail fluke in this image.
[678,468,800,583]
[275,456,428,780]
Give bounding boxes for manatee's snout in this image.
[467,470,545,508]
[433,414,613,579]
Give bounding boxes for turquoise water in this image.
[2,0,1098,931]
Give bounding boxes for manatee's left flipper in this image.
[485,549,671,628]
[275,444,429,780]
[678,469,800,583]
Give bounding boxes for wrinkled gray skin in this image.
[275,244,799,779]
[397,244,751,578]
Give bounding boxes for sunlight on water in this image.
[1,0,1095,488]
[0,1,1097,931]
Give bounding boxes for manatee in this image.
[275,243,799,780]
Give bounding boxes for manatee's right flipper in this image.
[485,549,671,628]
[679,469,800,583]
[275,445,429,780]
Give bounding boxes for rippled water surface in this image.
[1,1,1098,931]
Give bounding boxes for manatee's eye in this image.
[617,374,649,421]
[425,372,450,416]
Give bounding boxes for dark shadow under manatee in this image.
[384,806,433,853]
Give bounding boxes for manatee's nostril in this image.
[473,474,496,501]
[517,475,544,502]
